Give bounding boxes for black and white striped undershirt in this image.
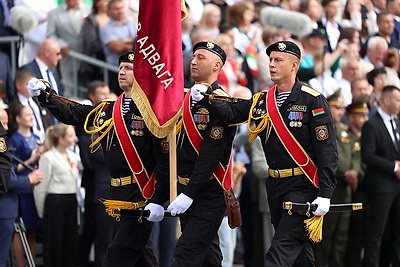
[276,91,291,107]
[122,97,131,115]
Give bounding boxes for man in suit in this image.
[361,85,400,267]
[0,108,43,267]
[19,39,63,96]
[46,0,90,97]
[10,69,54,142]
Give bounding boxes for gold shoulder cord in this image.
[84,102,115,152]
[247,93,271,142]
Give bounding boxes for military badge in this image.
[160,140,169,153]
[207,42,214,49]
[0,137,7,152]
[210,126,223,140]
[130,120,145,136]
[288,105,307,112]
[315,125,329,140]
[353,141,361,152]
[288,111,303,127]
[195,108,210,130]
[340,131,350,143]
[128,53,134,61]
[278,42,286,51]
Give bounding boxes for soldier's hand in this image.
[190,84,208,102]
[144,203,164,222]
[312,197,330,216]
[167,193,193,216]
[28,78,47,96]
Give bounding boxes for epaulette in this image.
[301,85,320,97]
[184,88,190,93]
[213,88,230,97]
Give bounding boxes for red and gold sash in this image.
[113,93,156,199]
[182,91,232,191]
[266,86,320,188]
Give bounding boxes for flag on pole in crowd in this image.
[132,0,187,138]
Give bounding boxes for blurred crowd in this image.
[1,0,400,266]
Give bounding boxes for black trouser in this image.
[172,180,226,267]
[265,175,318,267]
[43,194,79,267]
[103,214,157,267]
[363,191,400,267]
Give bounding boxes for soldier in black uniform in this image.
[0,109,11,198]
[28,52,169,267]
[193,41,337,266]
[165,41,236,267]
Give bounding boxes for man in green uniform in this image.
[344,95,369,267]
[316,91,368,266]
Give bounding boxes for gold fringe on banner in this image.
[181,0,188,19]
[304,215,324,242]
[131,79,183,138]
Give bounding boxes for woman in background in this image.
[34,123,79,267]
[8,104,43,267]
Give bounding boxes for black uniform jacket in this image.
[0,123,11,197]
[178,82,236,199]
[203,80,337,198]
[37,91,169,205]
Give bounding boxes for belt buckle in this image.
[115,178,121,186]
[274,169,280,178]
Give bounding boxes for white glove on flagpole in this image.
[190,84,208,102]
[144,203,165,222]
[167,193,193,216]
[312,197,330,216]
[27,78,47,96]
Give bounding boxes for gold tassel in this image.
[304,215,324,243]
[99,198,146,217]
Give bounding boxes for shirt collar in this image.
[377,107,395,122]
[35,57,48,71]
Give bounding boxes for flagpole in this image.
[169,127,177,203]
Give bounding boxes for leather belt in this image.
[110,176,136,187]
[268,167,303,178]
[177,175,214,185]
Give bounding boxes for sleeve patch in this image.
[312,108,325,116]
[0,137,7,152]
[210,126,223,140]
[315,125,329,140]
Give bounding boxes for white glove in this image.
[190,84,208,102]
[167,193,193,216]
[28,78,47,96]
[312,197,330,216]
[144,203,165,222]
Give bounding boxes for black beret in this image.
[118,51,134,65]
[266,41,301,59]
[193,41,227,64]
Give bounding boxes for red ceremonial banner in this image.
[132,0,186,138]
